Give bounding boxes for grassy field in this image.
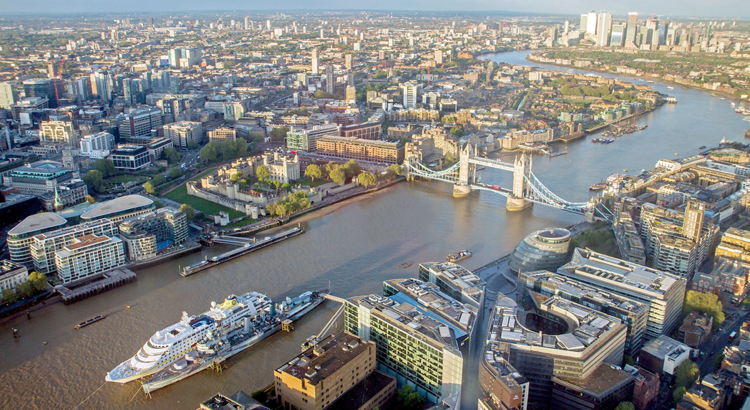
[162,167,244,218]
[223,218,259,228]
[298,177,331,188]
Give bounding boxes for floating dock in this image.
[181,227,304,277]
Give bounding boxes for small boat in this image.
[667,86,674,90]
[75,314,106,329]
[674,153,679,156]
[447,250,472,263]
[398,262,412,269]
[699,146,706,149]
[589,182,607,191]
[623,169,627,172]
[731,102,736,107]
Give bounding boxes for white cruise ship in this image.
[106,291,272,384]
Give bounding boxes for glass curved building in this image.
[509,228,571,274]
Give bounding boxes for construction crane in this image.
[300,303,345,352]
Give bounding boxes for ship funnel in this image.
[244,317,251,333]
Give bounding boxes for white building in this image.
[0,260,29,295]
[262,151,300,184]
[40,120,78,147]
[80,131,115,158]
[163,121,203,149]
[54,234,126,284]
[30,219,118,276]
[402,81,419,109]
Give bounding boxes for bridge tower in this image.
[506,152,533,211]
[453,143,474,197]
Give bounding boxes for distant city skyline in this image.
[4,1,749,18]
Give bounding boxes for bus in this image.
[729,331,737,343]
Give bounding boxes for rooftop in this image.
[552,363,634,397]
[276,332,371,385]
[641,335,689,360]
[487,293,625,353]
[559,248,682,298]
[33,218,114,241]
[420,262,485,302]
[326,370,395,410]
[80,195,153,220]
[520,270,649,315]
[8,213,67,236]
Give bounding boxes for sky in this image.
[7,0,750,18]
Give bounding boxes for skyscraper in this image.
[311,48,319,75]
[402,81,419,108]
[596,13,612,46]
[435,49,444,64]
[244,16,250,30]
[0,82,18,109]
[344,54,352,70]
[610,23,626,47]
[626,12,638,45]
[586,10,598,35]
[325,64,335,94]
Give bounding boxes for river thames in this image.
[0,50,748,410]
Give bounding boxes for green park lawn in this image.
[298,177,331,188]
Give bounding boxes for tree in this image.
[445,151,456,163]
[94,159,116,177]
[2,288,16,303]
[28,271,47,292]
[86,195,96,204]
[387,164,403,176]
[683,290,725,330]
[15,281,32,299]
[623,354,634,366]
[256,165,270,181]
[168,168,183,179]
[397,385,425,410]
[143,181,156,195]
[329,167,346,183]
[269,126,289,143]
[714,353,724,369]
[673,386,687,403]
[165,147,182,165]
[359,172,377,187]
[179,204,195,221]
[151,175,166,186]
[281,183,291,191]
[230,172,243,183]
[305,164,322,181]
[154,200,164,209]
[84,170,104,193]
[187,140,199,150]
[344,160,361,178]
[614,402,635,410]
[675,360,699,388]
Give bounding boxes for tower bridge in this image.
[404,144,597,217]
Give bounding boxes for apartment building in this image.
[30,219,118,276]
[118,207,188,260]
[418,262,485,308]
[344,278,476,405]
[7,213,68,268]
[316,136,404,164]
[54,234,126,283]
[118,107,163,139]
[286,124,340,152]
[0,260,29,295]
[274,332,396,410]
[163,121,204,149]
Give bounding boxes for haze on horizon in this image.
[7,0,750,18]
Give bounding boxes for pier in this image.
[55,268,137,305]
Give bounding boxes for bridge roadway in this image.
[466,156,514,172]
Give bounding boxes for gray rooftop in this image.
[80,195,153,220]
[8,213,67,236]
